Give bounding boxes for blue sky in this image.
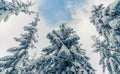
[39,0,86,25]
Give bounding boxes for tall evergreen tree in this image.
[90,0,120,74]
[0,0,33,22]
[29,24,95,74]
[0,13,39,74]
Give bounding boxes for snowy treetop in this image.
[0,0,33,22]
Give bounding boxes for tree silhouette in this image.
[0,13,39,74]
[29,24,95,74]
[90,0,120,74]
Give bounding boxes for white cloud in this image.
[67,0,114,74]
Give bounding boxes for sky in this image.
[0,0,115,74]
[39,0,86,25]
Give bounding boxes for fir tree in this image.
[90,0,120,74]
[0,0,33,22]
[29,24,95,74]
[0,13,39,74]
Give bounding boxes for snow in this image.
[91,0,120,73]
[0,0,32,22]
[58,44,70,56]
[70,46,79,54]
[101,16,111,25]
[73,61,81,67]
[109,0,120,12]
[109,18,120,29]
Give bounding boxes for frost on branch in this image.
[0,13,39,74]
[29,24,95,74]
[0,0,33,22]
[90,0,120,74]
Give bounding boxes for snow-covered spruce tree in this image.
[29,24,95,74]
[0,13,39,74]
[90,0,120,74]
[0,0,33,22]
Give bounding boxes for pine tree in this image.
[29,24,95,74]
[90,0,120,74]
[0,0,33,22]
[0,13,39,74]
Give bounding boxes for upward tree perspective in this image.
[0,13,39,74]
[0,0,33,22]
[29,24,95,74]
[90,0,120,74]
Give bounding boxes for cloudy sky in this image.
[0,0,115,74]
